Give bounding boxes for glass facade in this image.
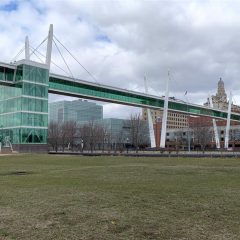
[49,99,103,124]
[0,66,15,82]
[0,63,49,145]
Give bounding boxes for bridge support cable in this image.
[53,35,99,84]
[29,46,70,76]
[11,46,25,63]
[225,91,232,149]
[160,71,170,148]
[52,38,74,79]
[144,77,156,148]
[29,46,45,63]
[209,95,220,149]
[29,37,48,59]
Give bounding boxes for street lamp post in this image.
[187,129,191,153]
[126,137,129,154]
[81,138,84,152]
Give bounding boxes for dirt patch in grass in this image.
[0,171,33,176]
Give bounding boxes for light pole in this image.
[187,129,191,153]
[80,138,84,152]
[126,137,129,154]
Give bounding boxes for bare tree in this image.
[97,124,109,152]
[191,122,212,152]
[79,124,89,151]
[174,131,184,153]
[129,113,149,153]
[48,121,61,152]
[79,120,100,152]
[65,121,77,151]
[87,120,97,152]
[59,122,67,152]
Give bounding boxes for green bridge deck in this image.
[1,62,240,122]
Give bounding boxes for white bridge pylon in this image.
[225,91,232,149]
[46,24,53,68]
[25,36,30,60]
[144,77,156,148]
[24,24,53,68]
[209,95,220,149]
[160,71,170,148]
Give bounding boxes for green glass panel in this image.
[0,113,21,127]
[0,128,21,144]
[21,113,48,127]
[21,128,47,143]
[0,67,15,82]
[0,85,21,101]
[15,65,23,81]
[23,65,49,84]
[23,82,48,98]
[22,97,48,113]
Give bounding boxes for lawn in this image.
[0,154,240,239]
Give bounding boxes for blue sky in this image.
[0,1,18,11]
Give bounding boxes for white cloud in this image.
[103,103,141,119]
[0,0,240,119]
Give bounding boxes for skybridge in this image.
[0,61,239,121]
[0,24,238,150]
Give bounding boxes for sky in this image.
[1,0,240,118]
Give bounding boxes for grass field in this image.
[0,154,240,240]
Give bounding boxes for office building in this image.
[142,108,189,129]
[49,99,103,124]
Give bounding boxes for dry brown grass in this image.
[0,154,240,239]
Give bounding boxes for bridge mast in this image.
[144,77,156,148]
[224,91,232,149]
[160,71,170,148]
[25,36,30,60]
[209,95,220,149]
[46,24,53,68]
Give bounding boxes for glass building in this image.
[49,99,103,124]
[100,118,131,144]
[0,60,49,146]
[85,118,150,146]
